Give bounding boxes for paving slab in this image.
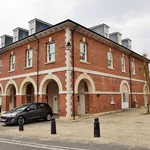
[0,108,150,149]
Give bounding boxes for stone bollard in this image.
[19,117,24,131]
[51,118,56,134]
[94,118,100,137]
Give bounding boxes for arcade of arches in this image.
[0,75,149,117]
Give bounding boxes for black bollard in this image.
[51,118,56,134]
[94,118,100,137]
[19,117,24,131]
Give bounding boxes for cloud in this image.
[0,0,149,58]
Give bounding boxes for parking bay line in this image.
[0,138,88,150]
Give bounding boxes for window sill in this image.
[108,67,115,70]
[24,66,32,69]
[132,73,136,76]
[80,60,90,64]
[45,61,55,65]
[8,70,15,73]
[110,101,115,105]
[122,70,127,73]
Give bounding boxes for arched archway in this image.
[46,80,59,114]
[42,79,59,115]
[120,80,130,109]
[75,74,95,115]
[5,80,18,110]
[143,84,149,106]
[26,83,35,103]
[6,84,16,110]
[75,74,95,93]
[39,74,62,94]
[39,74,62,115]
[20,77,37,103]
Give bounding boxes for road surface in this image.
[0,137,147,150]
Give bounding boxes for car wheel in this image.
[45,113,52,121]
[17,116,25,125]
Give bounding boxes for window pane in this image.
[13,55,15,63]
[108,52,111,60]
[50,43,55,53]
[80,43,83,53]
[80,43,87,61]
[108,60,111,67]
[47,43,55,62]
[51,54,55,61]
[29,50,32,59]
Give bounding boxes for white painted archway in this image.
[120,80,130,93]
[39,74,62,115]
[39,74,63,94]
[5,80,18,110]
[5,80,19,95]
[20,77,37,95]
[75,74,95,115]
[20,77,37,103]
[75,73,95,93]
[120,80,130,109]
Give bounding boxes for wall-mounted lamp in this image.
[66,41,71,50]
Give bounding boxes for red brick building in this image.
[0,19,149,119]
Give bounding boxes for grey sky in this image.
[0,0,149,58]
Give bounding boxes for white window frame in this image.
[121,55,126,72]
[0,59,2,73]
[131,59,135,74]
[26,49,33,67]
[47,43,55,62]
[80,42,87,62]
[10,55,15,71]
[108,50,113,68]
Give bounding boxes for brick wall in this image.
[0,28,149,116]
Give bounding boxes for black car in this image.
[0,103,53,125]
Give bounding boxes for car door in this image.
[26,104,40,121]
[37,103,46,119]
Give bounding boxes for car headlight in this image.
[7,113,17,117]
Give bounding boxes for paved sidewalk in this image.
[0,108,150,149]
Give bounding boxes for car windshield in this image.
[12,104,30,111]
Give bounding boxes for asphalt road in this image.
[0,137,148,150]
